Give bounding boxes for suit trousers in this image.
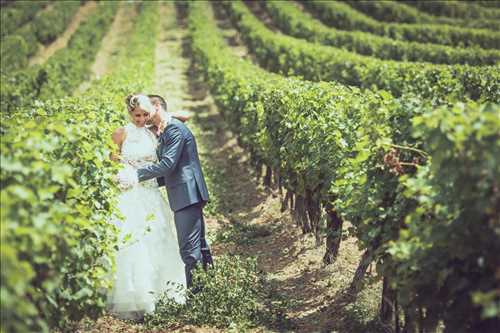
[174,201,205,289]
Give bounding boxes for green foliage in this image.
[0,1,48,37]
[264,1,500,66]
[0,1,81,72]
[302,0,500,49]
[387,102,500,331]
[405,0,500,20]
[225,1,499,103]
[1,1,497,332]
[34,1,81,45]
[0,2,160,331]
[1,98,121,332]
[145,255,285,330]
[0,35,29,71]
[190,1,410,276]
[213,222,274,246]
[476,1,500,9]
[2,23,40,70]
[188,1,500,330]
[1,2,118,113]
[189,0,392,201]
[347,0,500,30]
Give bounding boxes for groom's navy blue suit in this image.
[137,117,210,288]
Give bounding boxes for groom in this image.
[119,94,211,289]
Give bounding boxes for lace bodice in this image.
[121,123,159,187]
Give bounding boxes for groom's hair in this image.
[148,94,167,112]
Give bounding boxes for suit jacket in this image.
[137,118,209,212]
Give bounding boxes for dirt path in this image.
[76,3,138,93]
[153,3,190,115]
[29,1,97,66]
[89,3,137,80]
[185,4,384,333]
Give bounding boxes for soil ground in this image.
[76,3,138,93]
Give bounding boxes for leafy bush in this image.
[388,102,500,331]
[214,222,273,246]
[0,2,160,332]
[145,255,282,330]
[0,98,121,332]
[0,35,29,71]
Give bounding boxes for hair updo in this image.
[125,93,155,114]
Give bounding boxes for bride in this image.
[107,94,187,320]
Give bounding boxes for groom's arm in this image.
[137,126,185,182]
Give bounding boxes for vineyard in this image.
[1,1,499,332]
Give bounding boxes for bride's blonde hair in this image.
[125,93,155,114]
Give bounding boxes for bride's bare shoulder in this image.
[110,127,127,161]
[112,127,127,146]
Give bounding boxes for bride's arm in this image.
[111,127,126,162]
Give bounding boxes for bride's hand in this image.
[116,164,139,189]
[112,174,130,190]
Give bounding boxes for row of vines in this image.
[1,1,81,71]
[186,1,499,332]
[1,2,160,332]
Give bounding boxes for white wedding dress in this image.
[107,123,186,320]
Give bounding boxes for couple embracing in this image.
[107,94,212,320]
